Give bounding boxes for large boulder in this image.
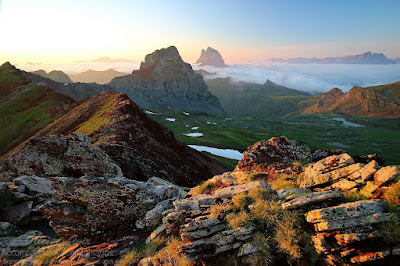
[0,133,122,180]
[235,136,312,172]
[39,174,185,243]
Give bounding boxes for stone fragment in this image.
[213,180,271,198]
[237,242,262,256]
[304,153,354,177]
[330,179,358,191]
[350,250,391,263]
[334,230,381,246]
[374,165,400,186]
[173,194,217,212]
[14,176,55,196]
[2,201,33,224]
[301,163,363,188]
[180,224,226,241]
[305,200,384,223]
[277,188,311,199]
[282,190,343,209]
[314,213,391,232]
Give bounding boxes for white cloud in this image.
[195,63,400,93]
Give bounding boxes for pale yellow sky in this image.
[1,0,399,66]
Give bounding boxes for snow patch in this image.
[184,133,203,137]
[166,118,176,122]
[191,126,199,130]
[183,112,190,116]
[145,110,156,115]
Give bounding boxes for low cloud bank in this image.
[18,61,139,75]
[194,63,400,93]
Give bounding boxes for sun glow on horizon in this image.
[1,0,399,66]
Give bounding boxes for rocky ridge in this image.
[303,82,400,118]
[31,70,72,84]
[108,46,223,113]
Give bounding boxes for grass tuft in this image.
[384,181,400,206]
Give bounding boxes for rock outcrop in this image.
[108,46,224,113]
[0,133,122,180]
[39,174,186,243]
[195,47,228,67]
[235,136,312,172]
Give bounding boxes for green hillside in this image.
[206,77,317,118]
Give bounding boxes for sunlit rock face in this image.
[108,46,224,114]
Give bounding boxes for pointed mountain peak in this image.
[195,47,227,67]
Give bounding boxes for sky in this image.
[0,0,400,64]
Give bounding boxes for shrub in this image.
[384,181,400,206]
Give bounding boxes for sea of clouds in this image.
[194,63,400,93]
[17,60,400,94]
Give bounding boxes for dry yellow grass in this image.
[151,238,193,266]
[384,181,400,206]
[34,241,71,266]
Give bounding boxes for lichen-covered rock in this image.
[213,180,271,198]
[282,190,343,209]
[301,162,364,188]
[304,153,354,177]
[374,165,400,186]
[13,176,54,196]
[39,174,185,243]
[305,200,384,223]
[235,136,312,172]
[0,230,51,259]
[0,133,122,180]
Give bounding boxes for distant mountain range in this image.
[75,56,135,63]
[31,69,72,83]
[270,51,396,64]
[68,69,128,84]
[109,46,224,113]
[206,76,400,118]
[195,47,228,67]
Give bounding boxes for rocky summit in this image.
[195,47,228,67]
[108,46,224,113]
[2,136,400,265]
